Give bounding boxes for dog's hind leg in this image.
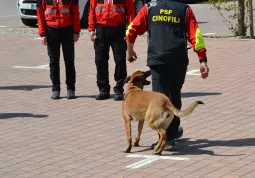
[153,129,161,152]
[123,118,132,153]
[134,120,144,147]
[153,129,167,155]
[152,128,165,154]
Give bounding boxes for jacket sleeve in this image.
[71,0,81,34]
[36,0,46,37]
[88,0,97,32]
[125,5,148,43]
[186,7,207,62]
[125,0,135,25]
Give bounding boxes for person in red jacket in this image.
[36,0,81,100]
[126,0,209,150]
[88,0,135,101]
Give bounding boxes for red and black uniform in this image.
[36,0,81,92]
[126,0,208,141]
[88,0,135,95]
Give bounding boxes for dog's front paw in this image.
[123,147,131,153]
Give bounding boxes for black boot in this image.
[114,92,124,101]
[95,92,110,100]
[67,90,75,99]
[51,91,60,100]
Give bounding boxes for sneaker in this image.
[114,92,124,101]
[151,140,177,151]
[151,127,183,150]
[67,90,75,99]
[51,91,60,100]
[164,141,177,151]
[95,92,110,100]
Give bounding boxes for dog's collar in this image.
[124,86,142,99]
[130,86,142,90]
[127,86,143,92]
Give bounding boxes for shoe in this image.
[150,140,177,151]
[51,91,60,100]
[95,92,110,100]
[164,141,177,151]
[114,92,124,101]
[67,90,75,99]
[150,140,176,150]
[151,127,183,150]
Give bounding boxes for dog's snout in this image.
[144,70,151,77]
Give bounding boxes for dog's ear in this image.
[124,76,131,84]
[131,72,143,84]
[131,77,140,84]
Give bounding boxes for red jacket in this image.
[36,0,81,37]
[126,5,207,61]
[88,0,135,32]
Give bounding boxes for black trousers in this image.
[94,24,127,94]
[149,63,187,141]
[46,26,76,92]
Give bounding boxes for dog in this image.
[122,70,204,155]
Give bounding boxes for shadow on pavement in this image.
[166,138,254,156]
[76,94,116,99]
[78,92,222,99]
[0,85,51,91]
[181,92,222,98]
[133,138,254,156]
[198,21,208,24]
[0,113,48,119]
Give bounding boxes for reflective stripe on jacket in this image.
[36,0,81,37]
[88,0,135,31]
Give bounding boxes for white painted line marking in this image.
[0,15,17,18]
[186,69,200,76]
[87,75,95,78]
[13,64,49,70]
[127,157,159,169]
[0,26,7,28]
[34,37,42,40]
[203,33,216,36]
[126,154,189,169]
[13,67,200,74]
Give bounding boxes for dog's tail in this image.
[166,101,204,117]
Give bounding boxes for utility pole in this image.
[248,0,254,38]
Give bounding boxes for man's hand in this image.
[126,41,137,63]
[89,31,95,42]
[200,62,209,79]
[73,34,80,43]
[41,36,47,45]
[127,50,137,63]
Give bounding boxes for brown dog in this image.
[122,70,204,155]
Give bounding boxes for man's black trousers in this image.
[149,64,187,141]
[94,24,127,94]
[46,26,76,92]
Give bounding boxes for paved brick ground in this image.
[0,34,254,178]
